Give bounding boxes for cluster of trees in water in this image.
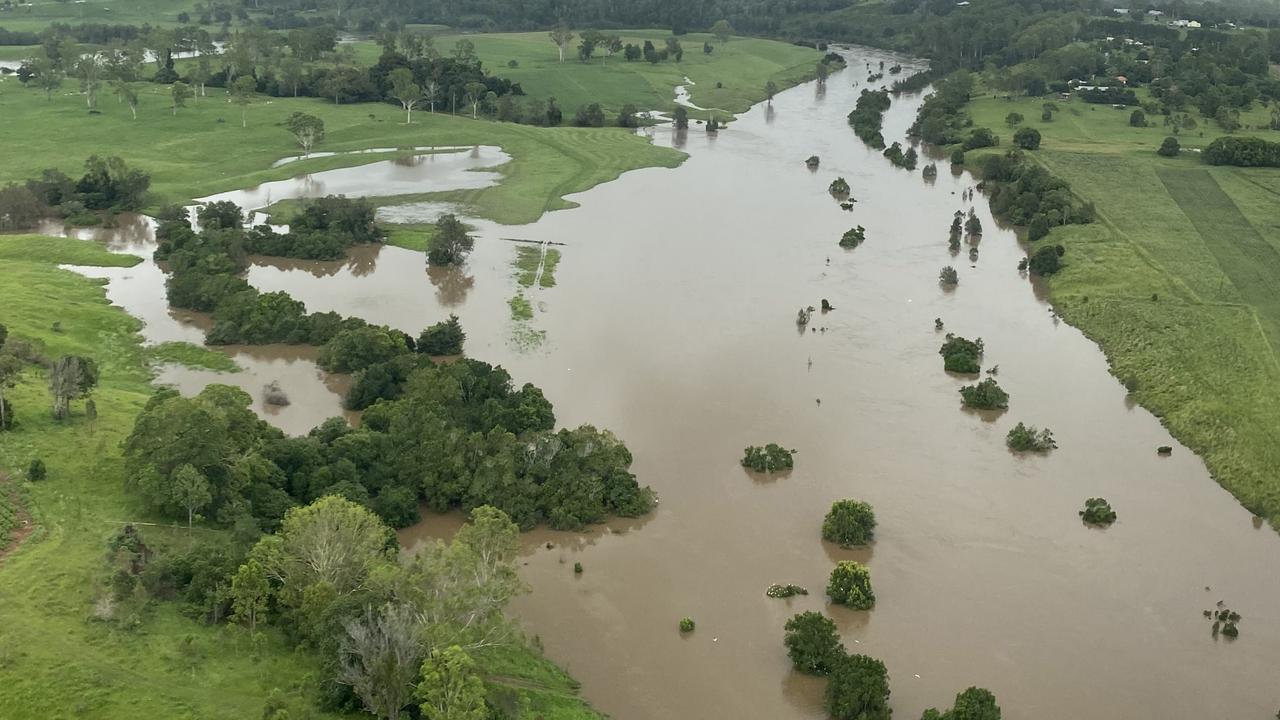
[0,155,149,230]
[783,590,1004,720]
[124,359,653,532]
[847,88,891,148]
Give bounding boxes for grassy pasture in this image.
[358,30,823,118]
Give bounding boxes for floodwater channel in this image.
[56,46,1280,720]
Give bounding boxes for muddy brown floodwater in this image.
[61,46,1280,720]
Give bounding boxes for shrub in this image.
[822,500,876,547]
[939,334,983,374]
[1006,422,1056,452]
[827,561,874,609]
[1027,214,1050,242]
[939,266,959,286]
[1129,109,1147,127]
[741,444,795,472]
[962,127,998,150]
[679,617,695,632]
[417,315,465,356]
[28,458,47,481]
[950,149,965,165]
[766,584,809,598]
[959,378,1008,409]
[840,226,866,248]
[1028,244,1063,276]
[573,562,583,574]
[825,654,891,720]
[1079,497,1116,525]
[1013,126,1041,150]
[784,611,844,675]
[1158,136,1180,157]
[1004,112,1023,127]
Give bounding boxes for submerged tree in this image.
[1005,422,1056,452]
[939,265,959,286]
[959,378,1008,409]
[840,226,866,249]
[741,444,796,472]
[1079,497,1116,526]
[939,334,983,374]
[427,214,475,266]
[784,611,844,675]
[827,561,874,609]
[826,654,891,720]
[822,500,876,547]
[921,686,1002,720]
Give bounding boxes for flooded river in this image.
[60,46,1280,720]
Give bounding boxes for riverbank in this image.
[0,234,608,718]
[954,86,1280,529]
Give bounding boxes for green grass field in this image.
[357,30,823,118]
[0,0,197,32]
[0,235,605,719]
[961,88,1280,526]
[0,76,684,225]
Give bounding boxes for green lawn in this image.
[962,88,1280,526]
[358,30,824,118]
[0,235,605,719]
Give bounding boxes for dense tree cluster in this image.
[1079,497,1117,525]
[741,443,796,472]
[784,611,844,675]
[117,499,531,717]
[0,156,149,231]
[922,687,1003,720]
[980,149,1094,231]
[1005,422,1057,451]
[827,561,875,609]
[155,199,404,350]
[847,89,891,149]
[883,141,919,169]
[839,226,866,249]
[909,71,974,146]
[827,654,892,720]
[1205,136,1280,167]
[124,359,653,531]
[1027,243,1066,276]
[822,500,876,547]
[939,334,983,374]
[245,197,379,260]
[959,378,1009,409]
